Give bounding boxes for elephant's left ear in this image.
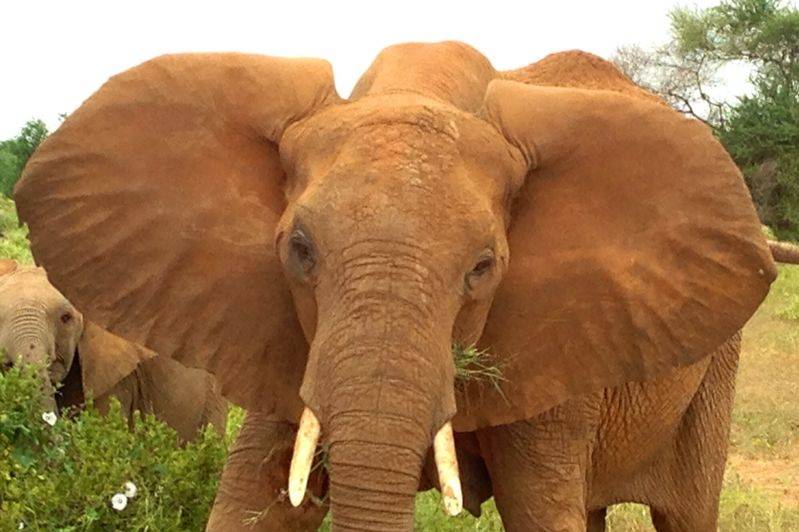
[453,79,776,431]
[78,321,156,400]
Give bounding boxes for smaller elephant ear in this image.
[454,79,776,431]
[78,321,156,400]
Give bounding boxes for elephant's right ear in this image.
[15,53,339,419]
[453,75,776,431]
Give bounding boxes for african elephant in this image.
[0,259,227,441]
[14,42,776,531]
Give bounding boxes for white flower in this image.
[124,481,137,498]
[111,493,128,511]
[41,411,57,426]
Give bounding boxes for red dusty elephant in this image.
[0,260,226,441]
[15,42,776,530]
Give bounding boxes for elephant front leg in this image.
[476,396,600,532]
[206,412,328,532]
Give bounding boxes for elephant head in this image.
[0,260,153,412]
[15,42,775,529]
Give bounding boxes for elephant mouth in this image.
[287,406,464,516]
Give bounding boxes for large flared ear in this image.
[77,321,155,400]
[15,53,339,418]
[453,78,776,431]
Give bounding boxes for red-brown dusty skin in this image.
[14,42,776,531]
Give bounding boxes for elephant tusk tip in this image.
[441,483,463,516]
[288,482,306,507]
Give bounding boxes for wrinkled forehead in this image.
[0,267,62,298]
[281,94,524,193]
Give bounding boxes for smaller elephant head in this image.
[0,259,153,411]
[0,260,83,409]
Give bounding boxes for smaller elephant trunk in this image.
[6,310,58,411]
[7,340,58,412]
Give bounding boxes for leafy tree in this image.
[615,0,799,240]
[0,119,48,198]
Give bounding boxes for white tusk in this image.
[288,407,321,507]
[434,421,463,516]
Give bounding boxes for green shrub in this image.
[0,196,33,264]
[0,364,228,531]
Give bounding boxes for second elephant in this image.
[0,259,226,441]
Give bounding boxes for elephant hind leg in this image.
[586,507,606,532]
[643,334,741,532]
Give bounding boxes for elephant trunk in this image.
[296,253,459,530]
[326,404,427,530]
[6,307,57,411]
[321,340,452,531]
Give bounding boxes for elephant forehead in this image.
[0,267,49,291]
[283,95,523,200]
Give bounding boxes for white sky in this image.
[0,0,754,138]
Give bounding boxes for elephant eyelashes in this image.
[289,230,317,275]
[466,252,496,292]
[472,256,494,276]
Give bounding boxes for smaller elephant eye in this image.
[290,230,317,274]
[60,312,73,324]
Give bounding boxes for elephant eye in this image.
[466,251,495,291]
[289,230,317,274]
[471,256,494,277]
[60,312,73,324]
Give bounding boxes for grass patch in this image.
[452,344,505,394]
[733,265,799,459]
[772,266,799,320]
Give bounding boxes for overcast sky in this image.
[1,0,755,138]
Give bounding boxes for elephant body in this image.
[15,42,777,530]
[0,260,226,441]
[208,333,738,531]
[58,332,228,441]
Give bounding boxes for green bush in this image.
[0,196,33,264]
[0,364,228,531]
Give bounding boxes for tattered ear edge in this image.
[77,321,156,400]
